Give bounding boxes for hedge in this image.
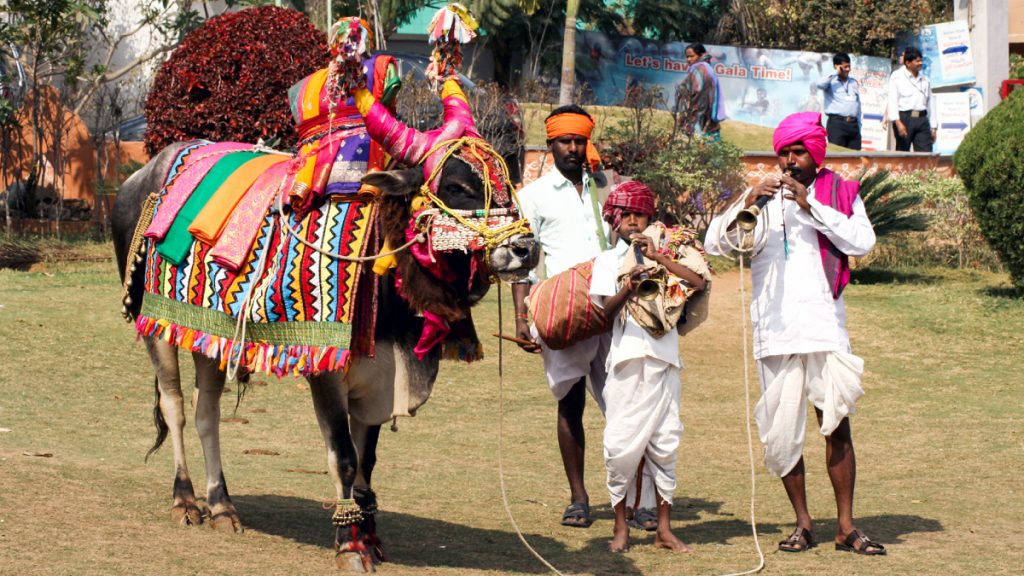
[143,6,328,155]
[953,90,1024,290]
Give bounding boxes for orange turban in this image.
[545,113,602,172]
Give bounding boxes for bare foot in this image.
[609,524,630,553]
[655,529,693,553]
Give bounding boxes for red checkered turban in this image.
[602,181,656,229]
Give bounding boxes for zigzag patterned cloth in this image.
[136,144,378,377]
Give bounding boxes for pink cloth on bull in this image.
[395,210,457,358]
[772,111,827,167]
[208,161,294,271]
[414,311,449,360]
[362,81,480,193]
[145,142,254,240]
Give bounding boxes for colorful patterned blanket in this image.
[136,141,378,377]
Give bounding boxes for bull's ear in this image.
[361,168,424,197]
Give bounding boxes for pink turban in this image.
[602,181,655,229]
[772,112,827,167]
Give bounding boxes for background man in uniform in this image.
[816,52,862,150]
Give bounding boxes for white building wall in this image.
[955,0,1010,111]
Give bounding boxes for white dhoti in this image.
[754,351,865,477]
[603,357,683,507]
[531,324,611,412]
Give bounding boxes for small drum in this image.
[528,260,609,350]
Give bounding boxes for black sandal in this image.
[560,502,593,528]
[628,507,658,532]
[778,527,816,552]
[836,529,886,556]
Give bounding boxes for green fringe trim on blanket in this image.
[138,295,353,377]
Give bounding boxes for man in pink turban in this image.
[704,112,885,556]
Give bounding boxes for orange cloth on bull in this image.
[544,113,602,171]
[300,69,330,124]
[288,142,318,207]
[189,154,291,245]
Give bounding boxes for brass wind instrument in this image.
[632,240,661,301]
[736,167,798,231]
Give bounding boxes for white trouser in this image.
[603,357,682,507]
[754,351,865,477]
[532,325,610,412]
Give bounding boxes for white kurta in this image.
[705,184,876,359]
[517,167,610,280]
[705,182,875,476]
[519,166,612,404]
[591,241,684,506]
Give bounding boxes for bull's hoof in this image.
[170,503,203,526]
[335,551,375,572]
[209,511,242,533]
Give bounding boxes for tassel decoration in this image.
[135,314,352,378]
[326,17,372,104]
[425,3,479,90]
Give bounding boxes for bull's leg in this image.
[352,422,385,563]
[308,373,373,572]
[144,337,202,526]
[192,353,241,532]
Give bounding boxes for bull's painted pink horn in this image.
[441,80,479,136]
[355,88,434,165]
[355,80,476,191]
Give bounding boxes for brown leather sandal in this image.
[835,529,886,556]
[778,527,816,552]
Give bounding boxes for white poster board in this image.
[960,86,985,126]
[934,92,971,154]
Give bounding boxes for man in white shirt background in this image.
[705,112,886,556]
[888,46,937,152]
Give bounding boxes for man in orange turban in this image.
[511,105,658,530]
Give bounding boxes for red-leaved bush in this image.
[143,6,328,155]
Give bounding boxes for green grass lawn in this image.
[523,102,855,153]
[1,248,1022,575]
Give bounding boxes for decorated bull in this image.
[112,14,537,571]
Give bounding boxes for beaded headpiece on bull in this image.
[339,7,529,260]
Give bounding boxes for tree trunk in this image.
[305,0,328,32]
[558,0,579,105]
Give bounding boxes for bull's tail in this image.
[145,375,169,462]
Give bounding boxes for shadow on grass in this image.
[234,493,643,575]
[235,494,942,572]
[983,285,1024,299]
[851,268,940,285]
[798,514,942,547]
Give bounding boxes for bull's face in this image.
[429,152,539,283]
[362,150,538,301]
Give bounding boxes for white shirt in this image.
[887,65,937,129]
[517,167,610,280]
[705,183,876,359]
[590,239,682,369]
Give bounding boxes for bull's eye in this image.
[440,182,478,209]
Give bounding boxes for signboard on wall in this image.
[960,86,985,125]
[897,21,976,88]
[574,32,893,150]
[934,92,972,154]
